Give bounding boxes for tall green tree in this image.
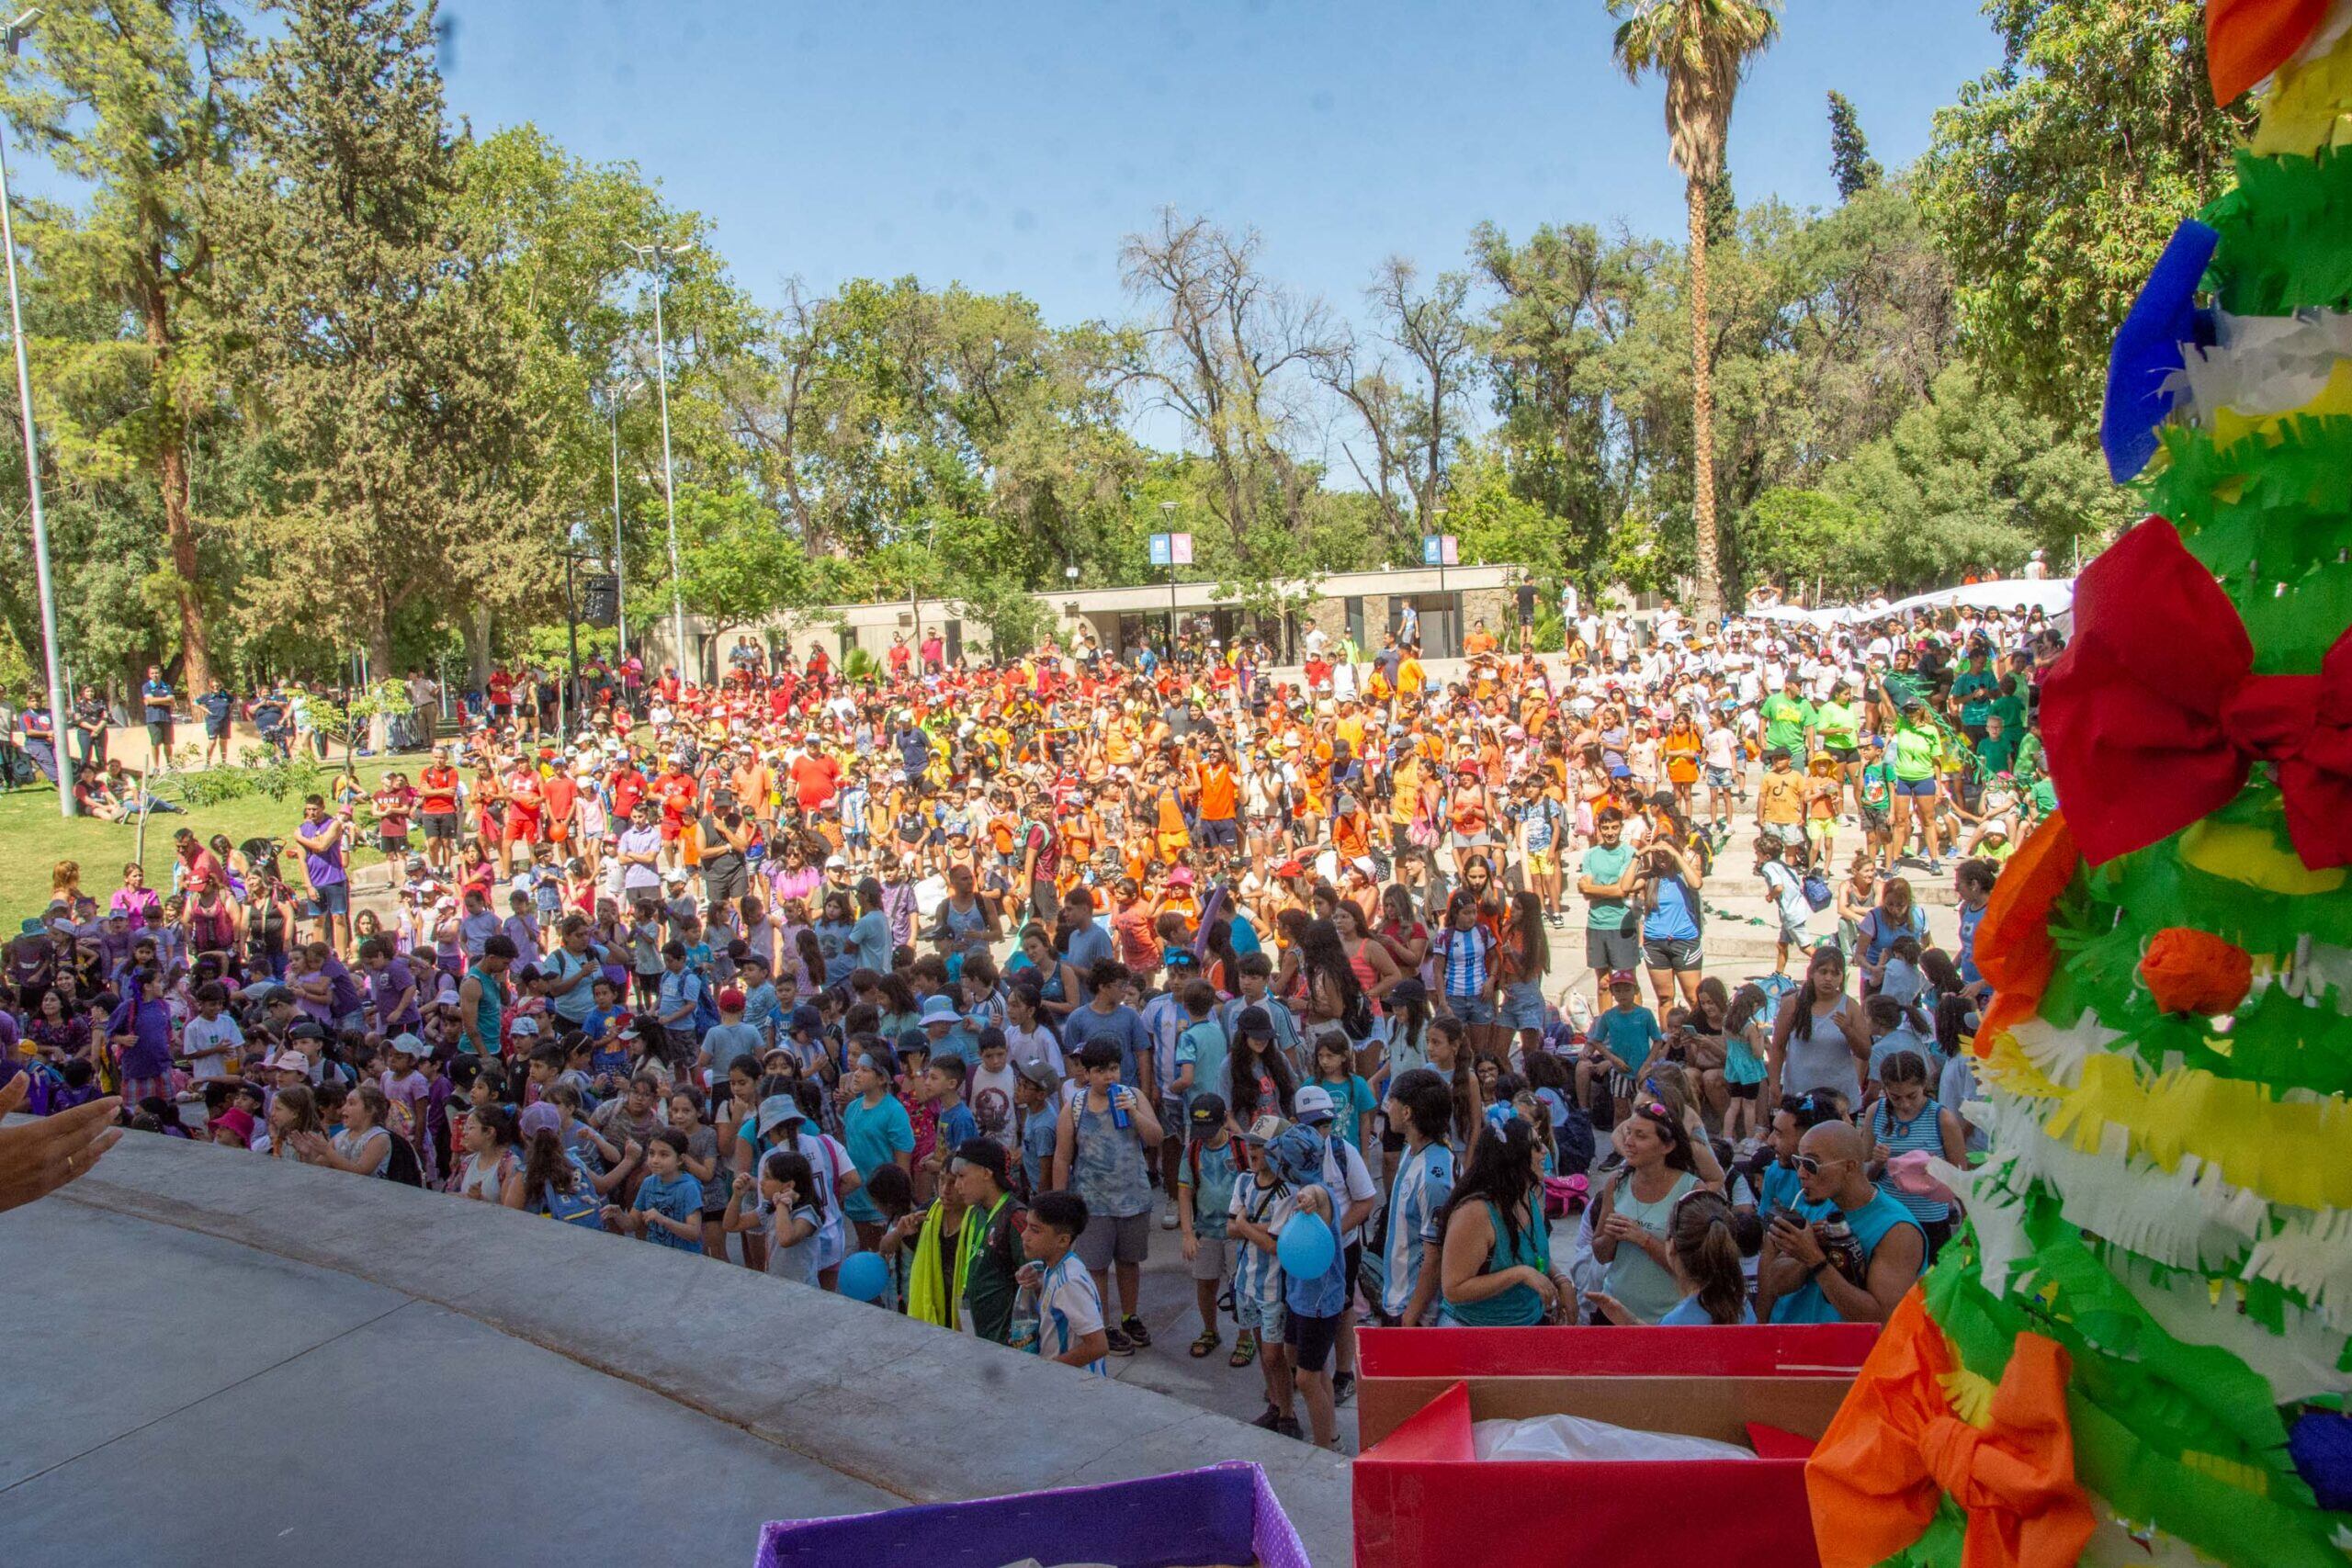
[1922,0,2250,426]
[1826,90,1883,199]
[1608,0,1782,623]
[220,0,526,693]
[0,0,246,692]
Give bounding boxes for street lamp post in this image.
[1159,500,1179,652]
[620,239,693,680]
[0,9,68,818]
[599,377,642,660]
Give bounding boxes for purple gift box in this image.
[755,1461,1312,1568]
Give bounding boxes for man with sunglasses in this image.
[1757,1120,1922,1325]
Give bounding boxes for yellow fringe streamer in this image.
[2255,27,2352,157]
[1986,1035,2352,1213]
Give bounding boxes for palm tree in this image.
[1610,0,1781,624]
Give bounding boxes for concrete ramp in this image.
[0,1128,1349,1566]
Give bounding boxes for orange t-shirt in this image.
[1197,762,1237,821]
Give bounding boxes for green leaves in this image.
[1920,0,2252,427]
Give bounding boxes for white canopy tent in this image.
[1740,577,2075,629]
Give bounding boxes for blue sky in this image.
[435,0,2008,328]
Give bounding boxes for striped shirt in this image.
[1228,1177,1295,1305]
[1382,1142,1455,1320]
[1435,925,1494,1001]
[1036,1254,1108,1377]
[1869,1097,1951,1223]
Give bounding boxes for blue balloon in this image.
[838,1250,890,1303]
[1276,1213,1336,1279]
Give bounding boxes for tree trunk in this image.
[464,604,492,687]
[1686,172,1722,625]
[367,603,395,755]
[147,279,211,694]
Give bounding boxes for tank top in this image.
[1870,1097,1952,1222]
[1601,1169,1701,1323]
[467,963,506,1053]
[1783,995,1860,1101]
[1441,1200,1549,1326]
[1069,1097,1149,1221]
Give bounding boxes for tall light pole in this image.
[1159,499,1179,652]
[598,376,642,660]
[620,239,693,680]
[0,9,67,818]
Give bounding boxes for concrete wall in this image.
[29,1124,1351,1560]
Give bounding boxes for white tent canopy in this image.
[1741,577,2074,628]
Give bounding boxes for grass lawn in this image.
[0,750,427,917]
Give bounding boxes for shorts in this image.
[1447,993,1496,1026]
[1498,979,1547,1032]
[1523,847,1555,875]
[504,817,540,844]
[1236,1293,1286,1339]
[1641,936,1702,973]
[1187,1234,1231,1282]
[204,718,230,739]
[379,830,410,856]
[1705,766,1736,790]
[1284,1308,1342,1374]
[1193,817,1239,851]
[1894,776,1938,798]
[1073,1208,1152,1272]
[704,861,749,907]
[1159,1094,1187,1140]
[1826,745,1860,764]
[1725,1079,1760,1100]
[421,812,458,841]
[1806,818,1835,845]
[1585,927,1641,974]
[1779,917,1810,947]
[1860,806,1890,837]
[312,881,350,918]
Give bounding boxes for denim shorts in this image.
[1448,993,1496,1026]
[1705,766,1736,789]
[1498,979,1547,1031]
[1236,1293,1286,1338]
[1894,776,1938,798]
[312,881,350,918]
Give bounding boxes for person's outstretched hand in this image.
[0,1077,123,1214]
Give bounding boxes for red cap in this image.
[718,987,746,1011]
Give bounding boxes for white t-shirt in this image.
[970,1061,1020,1151]
[181,1012,243,1082]
[1318,1131,1380,1246]
[1036,1253,1108,1375]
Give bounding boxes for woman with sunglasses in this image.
[1588,1101,1710,1325]
[1433,1116,1570,1325]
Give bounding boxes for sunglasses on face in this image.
[1792,1154,1840,1177]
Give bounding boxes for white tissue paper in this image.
[1469,1414,1755,1464]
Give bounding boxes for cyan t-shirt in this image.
[632,1171,706,1251]
[1581,841,1635,930]
[1589,1005,1661,1066]
[842,1094,915,1222]
[1316,1073,1378,1148]
[1176,1020,1229,1111]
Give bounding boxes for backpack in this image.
[1802,873,1833,912]
[542,1181,604,1227]
[382,1131,424,1188]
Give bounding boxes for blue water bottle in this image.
[1111,1084,1132,1131]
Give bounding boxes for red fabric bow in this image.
[2041,515,2352,869]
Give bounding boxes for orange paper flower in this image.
[1973,812,2079,1050]
[1807,1290,2096,1568]
[2137,927,2254,1016]
[2210,0,2330,104]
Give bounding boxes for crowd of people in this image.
[2,595,2063,1450]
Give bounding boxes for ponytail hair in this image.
[1669,1190,1748,1325]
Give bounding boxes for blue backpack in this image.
[542,1182,604,1227]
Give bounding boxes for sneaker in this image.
[1273,1416,1305,1439]
[1251,1404,1284,1430]
[1160,1209,1179,1231]
[1105,1326,1136,1356]
[1122,1314,1152,1349]
[1333,1371,1356,1405]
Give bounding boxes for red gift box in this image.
[1353,1325,1878,1568]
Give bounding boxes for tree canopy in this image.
[0,0,2181,692]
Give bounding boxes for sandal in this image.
[1191,1329,1221,1359]
[1229,1332,1259,1369]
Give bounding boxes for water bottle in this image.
[1110,1084,1132,1131]
[1009,1277,1041,1355]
